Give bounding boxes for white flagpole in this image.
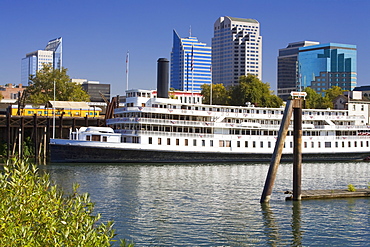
[191,45,194,103]
[210,66,212,105]
[126,51,129,91]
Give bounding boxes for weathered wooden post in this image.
[72,118,76,132]
[260,100,293,203]
[33,114,39,164]
[260,92,306,203]
[6,107,11,160]
[20,117,24,159]
[293,99,303,201]
[59,114,64,138]
[46,117,50,160]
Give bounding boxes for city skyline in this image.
[1,0,369,97]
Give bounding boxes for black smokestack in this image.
[157,58,169,98]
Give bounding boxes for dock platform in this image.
[285,189,370,200]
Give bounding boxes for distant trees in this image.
[304,86,344,109]
[229,75,283,107]
[200,83,229,105]
[201,74,283,107]
[25,64,90,105]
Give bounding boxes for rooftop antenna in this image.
[189,25,192,37]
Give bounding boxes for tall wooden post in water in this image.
[292,99,303,201]
[261,92,306,203]
[260,100,293,203]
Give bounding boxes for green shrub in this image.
[0,159,117,246]
[347,184,356,192]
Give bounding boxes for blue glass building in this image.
[170,30,211,93]
[21,37,62,85]
[298,43,357,94]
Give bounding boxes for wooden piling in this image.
[20,117,24,159]
[293,99,303,201]
[33,114,39,164]
[6,109,10,160]
[260,100,294,203]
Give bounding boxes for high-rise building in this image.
[277,41,319,101]
[170,30,211,92]
[21,37,62,85]
[298,43,357,95]
[212,16,262,87]
[71,79,110,102]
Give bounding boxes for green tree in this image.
[303,87,324,109]
[322,86,345,108]
[26,64,90,105]
[304,86,344,109]
[229,75,283,107]
[201,83,229,105]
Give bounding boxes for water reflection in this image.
[45,162,370,246]
[261,203,281,246]
[291,201,302,247]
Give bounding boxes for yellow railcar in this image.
[11,105,102,117]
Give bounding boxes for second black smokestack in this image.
[157,58,169,98]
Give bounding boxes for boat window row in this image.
[146,137,370,149]
[116,112,283,125]
[126,102,349,118]
[303,111,347,116]
[151,104,285,114]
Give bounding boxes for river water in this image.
[45,162,370,246]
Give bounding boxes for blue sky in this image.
[1,0,369,96]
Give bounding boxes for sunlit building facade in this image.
[21,37,62,85]
[298,43,357,94]
[277,41,319,101]
[212,16,262,87]
[170,30,212,93]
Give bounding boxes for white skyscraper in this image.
[212,16,262,87]
[21,37,62,85]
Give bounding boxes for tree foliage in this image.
[201,75,283,107]
[26,64,90,105]
[0,159,119,246]
[304,86,344,109]
[201,83,229,105]
[229,75,283,107]
[303,87,324,109]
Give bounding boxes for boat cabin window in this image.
[86,135,91,141]
[103,136,107,142]
[92,135,100,141]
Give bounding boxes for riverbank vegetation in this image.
[0,159,133,246]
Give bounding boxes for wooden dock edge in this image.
[285,189,370,200]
